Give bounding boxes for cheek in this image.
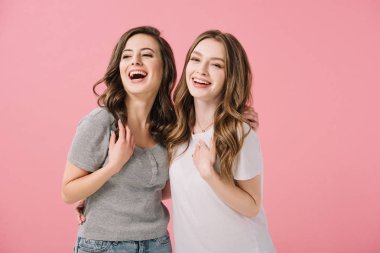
[185,63,193,78]
[219,73,226,86]
[211,70,225,84]
[185,66,193,84]
[152,61,163,77]
[150,63,164,90]
[119,62,126,74]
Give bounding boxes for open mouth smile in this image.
[129,70,148,81]
[192,77,211,87]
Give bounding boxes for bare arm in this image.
[206,173,261,217]
[61,161,119,204]
[193,140,261,218]
[61,120,135,204]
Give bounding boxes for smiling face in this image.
[186,38,226,103]
[119,34,163,98]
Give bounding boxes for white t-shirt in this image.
[170,124,276,253]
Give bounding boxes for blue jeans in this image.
[74,233,172,253]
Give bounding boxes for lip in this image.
[128,68,148,77]
[191,76,211,88]
[128,68,148,83]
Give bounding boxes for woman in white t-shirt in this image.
[167,30,276,253]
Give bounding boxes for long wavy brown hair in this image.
[93,26,177,147]
[167,30,258,182]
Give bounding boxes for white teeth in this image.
[129,70,147,78]
[193,78,210,85]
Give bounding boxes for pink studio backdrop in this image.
[1,0,379,252]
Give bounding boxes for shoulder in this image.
[154,144,168,157]
[68,107,113,171]
[241,122,260,144]
[234,123,263,180]
[238,122,262,158]
[171,142,190,163]
[80,107,114,127]
[75,107,114,134]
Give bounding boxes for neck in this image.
[125,96,154,129]
[193,98,219,133]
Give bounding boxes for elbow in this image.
[243,201,261,218]
[245,208,260,218]
[61,187,76,204]
[61,192,72,204]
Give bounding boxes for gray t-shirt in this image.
[68,107,169,241]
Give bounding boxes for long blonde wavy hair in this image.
[167,30,257,183]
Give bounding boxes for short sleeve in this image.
[67,108,113,172]
[233,124,264,180]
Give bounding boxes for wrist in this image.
[201,164,218,182]
[103,163,122,177]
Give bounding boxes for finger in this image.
[80,214,86,223]
[76,207,85,224]
[242,106,251,114]
[193,144,199,157]
[250,121,258,130]
[251,111,259,122]
[192,149,197,159]
[245,106,254,113]
[210,139,217,158]
[76,210,84,224]
[109,131,116,148]
[125,125,131,143]
[118,119,126,141]
[77,215,82,225]
[130,134,135,148]
[244,107,257,121]
[77,214,86,225]
[245,112,254,122]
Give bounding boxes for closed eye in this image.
[212,63,222,68]
[190,57,200,62]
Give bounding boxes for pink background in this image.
[1,0,379,252]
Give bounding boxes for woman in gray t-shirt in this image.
[61,26,176,253]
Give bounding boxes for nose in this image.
[196,62,208,76]
[131,54,142,66]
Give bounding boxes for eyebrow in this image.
[192,51,225,62]
[123,48,156,53]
